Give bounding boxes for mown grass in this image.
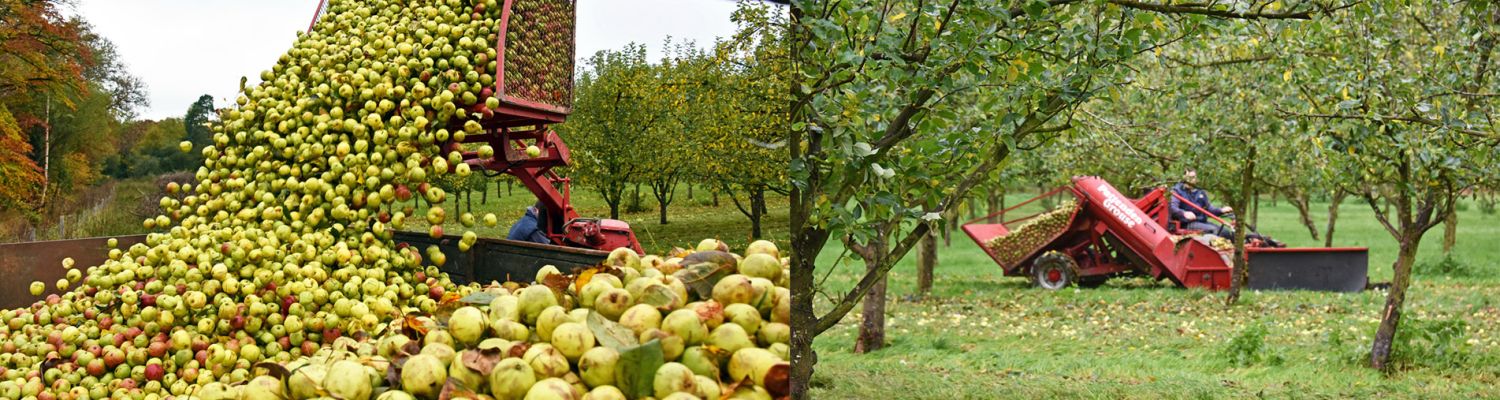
[809,194,1500,399]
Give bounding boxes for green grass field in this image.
[809,194,1500,399]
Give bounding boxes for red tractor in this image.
[963,176,1368,292]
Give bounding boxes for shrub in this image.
[1415,255,1473,278]
[1221,322,1284,367]
[1390,317,1472,370]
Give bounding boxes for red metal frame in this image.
[963,176,1375,291]
[493,0,575,123]
[963,177,1236,290]
[307,0,640,254]
[307,0,328,33]
[1248,247,1367,253]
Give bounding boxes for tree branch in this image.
[1105,0,1322,20]
[1280,109,1497,139]
[1363,190,1401,239]
[1161,54,1276,68]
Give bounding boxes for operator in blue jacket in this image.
[1168,169,1284,247]
[507,201,555,245]
[1168,169,1236,238]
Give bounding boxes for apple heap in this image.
[985,200,1077,267]
[142,240,791,400]
[0,0,598,398]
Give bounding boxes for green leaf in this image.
[457,291,498,305]
[587,311,640,351]
[616,340,665,399]
[1024,0,1048,18]
[672,251,738,299]
[640,284,680,311]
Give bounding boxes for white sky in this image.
[71,0,743,120]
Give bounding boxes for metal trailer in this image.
[962,176,1368,291]
[0,231,607,309]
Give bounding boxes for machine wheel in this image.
[1031,251,1077,290]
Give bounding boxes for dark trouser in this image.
[1183,220,1235,239]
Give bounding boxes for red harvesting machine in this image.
[962,176,1369,292]
[304,0,640,284]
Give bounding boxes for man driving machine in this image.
[1168,169,1284,247]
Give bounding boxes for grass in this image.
[809,193,1500,399]
[0,177,160,243]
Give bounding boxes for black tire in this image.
[1031,251,1077,290]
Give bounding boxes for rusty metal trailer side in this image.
[0,232,605,310]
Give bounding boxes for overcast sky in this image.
[71,0,743,120]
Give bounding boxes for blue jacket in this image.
[506,207,553,244]
[1168,182,1223,223]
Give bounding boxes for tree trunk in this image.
[1324,191,1346,247]
[1000,189,1006,219]
[630,183,642,213]
[1252,193,1260,228]
[750,187,764,239]
[482,183,489,204]
[790,239,819,400]
[854,247,888,353]
[608,201,620,220]
[1371,237,1422,370]
[712,190,720,207]
[757,191,768,217]
[1288,191,1320,241]
[986,192,1000,223]
[917,229,936,295]
[687,184,694,200]
[507,180,513,195]
[1442,209,1457,253]
[968,196,979,221]
[1226,144,1255,306]
[39,95,51,208]
[659,201,669,225]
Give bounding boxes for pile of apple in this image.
[503,0,575,107]
[985,200,1077,266]
[0,0,690,399]
[173,239,790,400]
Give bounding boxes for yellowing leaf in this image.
[1283,70,1293,82]
[1434,45,1445,57]
[574,268,598,294]
[889,12,907,22]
